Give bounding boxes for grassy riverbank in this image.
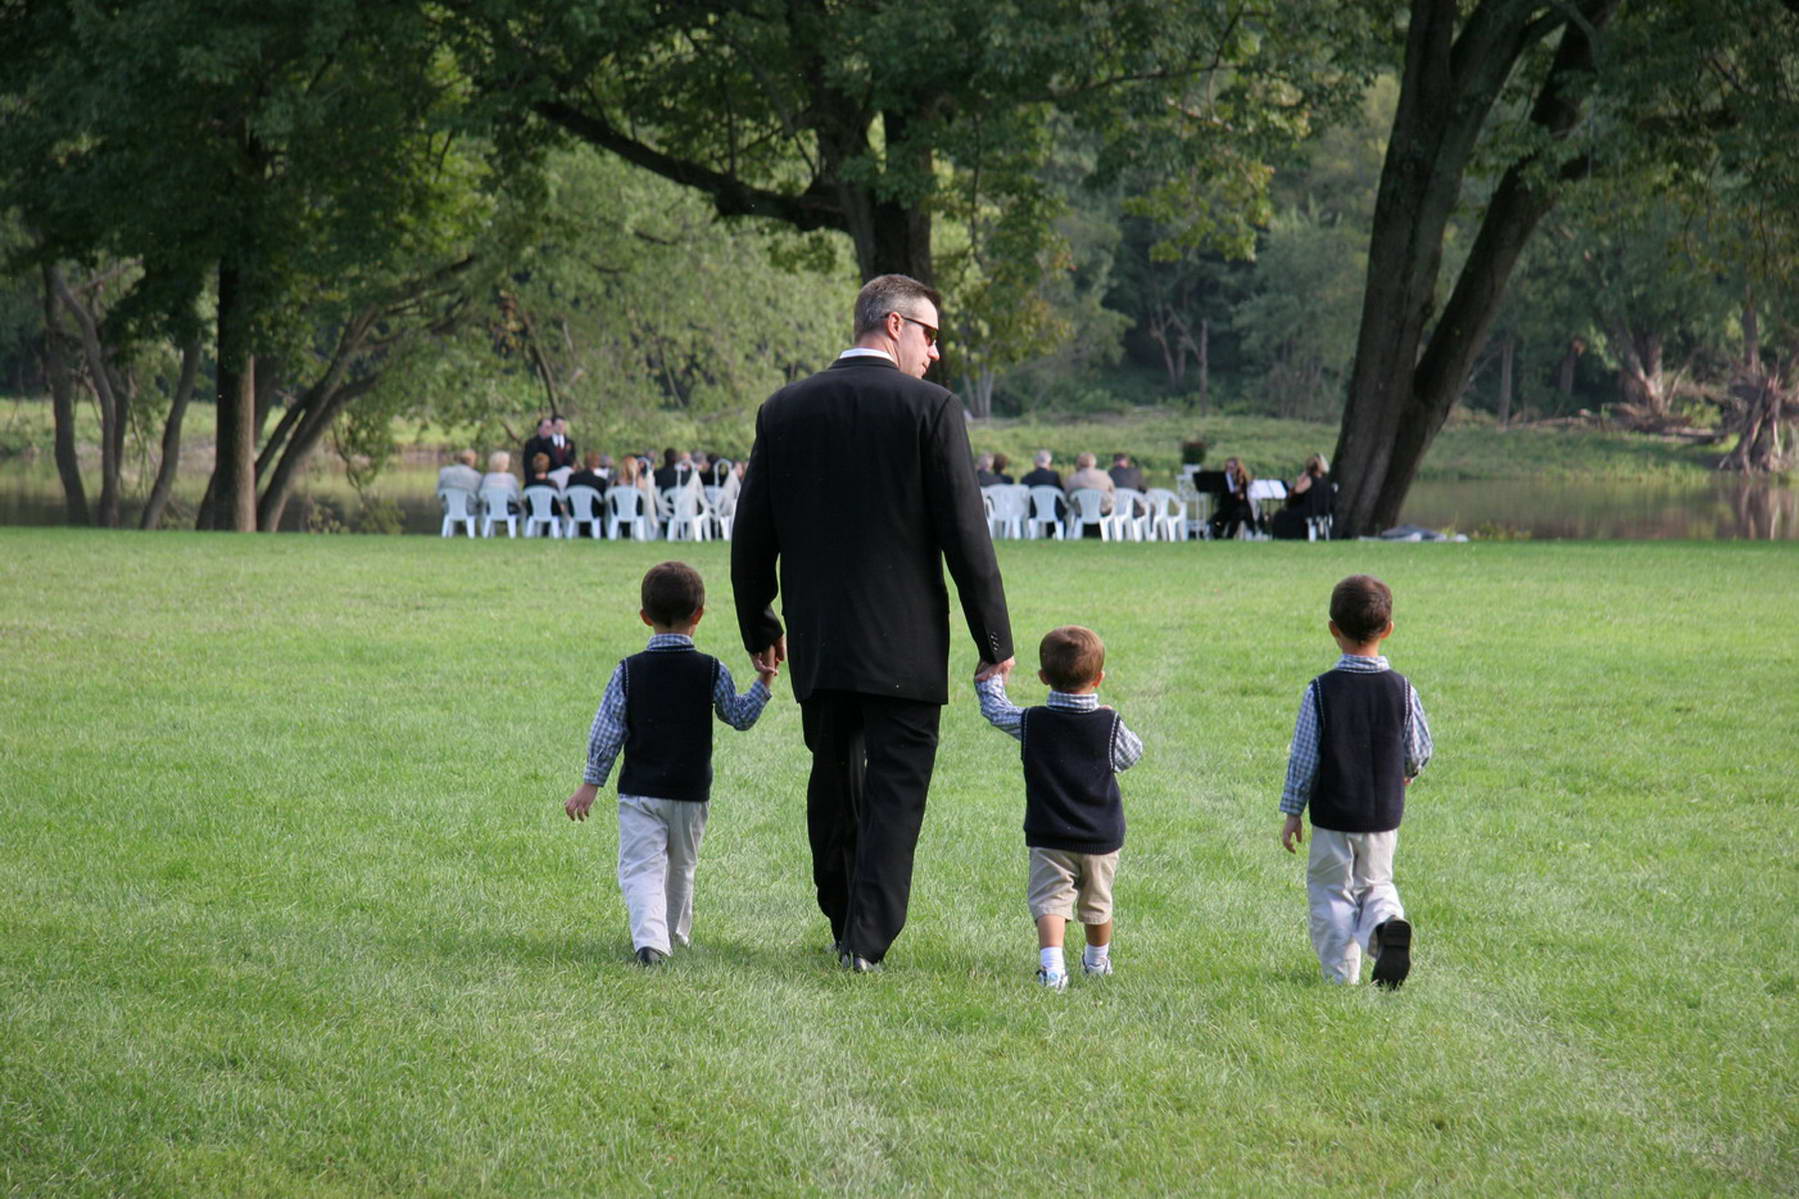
[2,395,1735,489]
[4,530,1794,1194]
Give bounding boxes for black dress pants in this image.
[800,690,942,963]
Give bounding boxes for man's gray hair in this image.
[1034,449,1052,467]
[854,274,943,337]
[1075,452,1096,469]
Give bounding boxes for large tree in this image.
[453,0,1379,287]
[1329,0,1619,536]
[1,0,507,530]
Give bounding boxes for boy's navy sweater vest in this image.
[618,647,719,803]
[1309,668,1410,833]
[1020,706,1125,854]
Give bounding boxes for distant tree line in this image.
[1,0,1794,533]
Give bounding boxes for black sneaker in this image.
[1370,920,1412,990]
[839,951,882,974]
[635,946,668,967]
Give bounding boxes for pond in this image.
[1,455,1795,540]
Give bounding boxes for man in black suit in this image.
[520,418,553,479]
[653,448,693,492]
[546,417,577,472]
[1019,449,1066,521]
[733,274,1014,972]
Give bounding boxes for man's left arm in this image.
[924,393,1013,673]
[730,404,785,664]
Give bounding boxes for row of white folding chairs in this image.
[982,484,1193,542]
[438,485,732,541]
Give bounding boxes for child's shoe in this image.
[1370,919,1412,990]
[1036,967,1069,992]
[634,946,668,967]
[1082,957,1113,977]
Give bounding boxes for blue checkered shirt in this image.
[1280,653,1432,816]
[582,633,770,787]
[976,675,1143,772]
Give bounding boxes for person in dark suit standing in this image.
[546,417,577,472]
[732,274,1015,973]
[520,418,553,479]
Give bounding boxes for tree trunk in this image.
[1614,325,1666,418]
[1742,293,1760,374]
[40,265,89,526]
[140,339,200,530]
[48,267,125,527]
[1196,318,1210,411]
[1331,0,1616,536]
[1497,334,1514,425]
[200,257,259,531]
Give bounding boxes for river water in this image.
[1,458,1794,540]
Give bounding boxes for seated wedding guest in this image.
[438,449,482,494]
[975,453,1003,488]
[525,452,570,518]
[990,452,1013,485]
[564,451,610,537]
[692,451,711,482]
[568,450,610,496]
[1065,452,1116,516]
[481,450,522,515]
[1107,452,1145,495]
[616,453,661,537]
[1021,449,1066,520]
[653,448,694,492]
[1270,453,1333,540]
[1208,456,1256,539]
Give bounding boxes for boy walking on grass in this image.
[977,626,1143,991]
[1280,574,1433,988]
[565,562,776,966]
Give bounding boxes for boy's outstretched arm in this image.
[713,660,773,730]
[567,665,627,820]
[975,673,1025,742]
[1278,683,1319,850]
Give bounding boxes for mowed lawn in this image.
[2,528,1794,1196]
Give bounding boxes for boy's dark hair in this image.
[1038,625,1105,691]
[1330,574,1393,643]
[642,561,705,627]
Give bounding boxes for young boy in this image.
[1280,574,1433,988]
[977,626,1143,990]
[565,561,776,966]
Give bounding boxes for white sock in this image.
[1084,943,1111,969]
[1040,947,1065,976]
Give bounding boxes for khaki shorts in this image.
[1027,847,1120,925]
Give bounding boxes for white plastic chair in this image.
[437,488,477,538]
[1066,488,1112,540]
[1143,488,1188,541]
[479,486,518,538]
[1109,488,1149,541]
[1246,479,1287,539]
[521,485,564,538]
[606,485,651,541]
[564,485,604,539]
[983,484,1028,540]
[1026,485,1065,539]
[664,486,710,541]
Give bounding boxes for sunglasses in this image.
[894,312,939,347]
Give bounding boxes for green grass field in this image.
[3,530,1795,1195]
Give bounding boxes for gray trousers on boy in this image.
[1307,828,1404,984]
[617,795,709,956]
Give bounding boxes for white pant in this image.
[1306,827,1403,984]
[617,795,709,955]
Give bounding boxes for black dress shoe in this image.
[635,946,668,967]
[839,951,882,974]
[1370,919,1412,990]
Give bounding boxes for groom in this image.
[732,274,1014,971]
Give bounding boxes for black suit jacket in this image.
[732,355,1013,705]
[566,470,609,495]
